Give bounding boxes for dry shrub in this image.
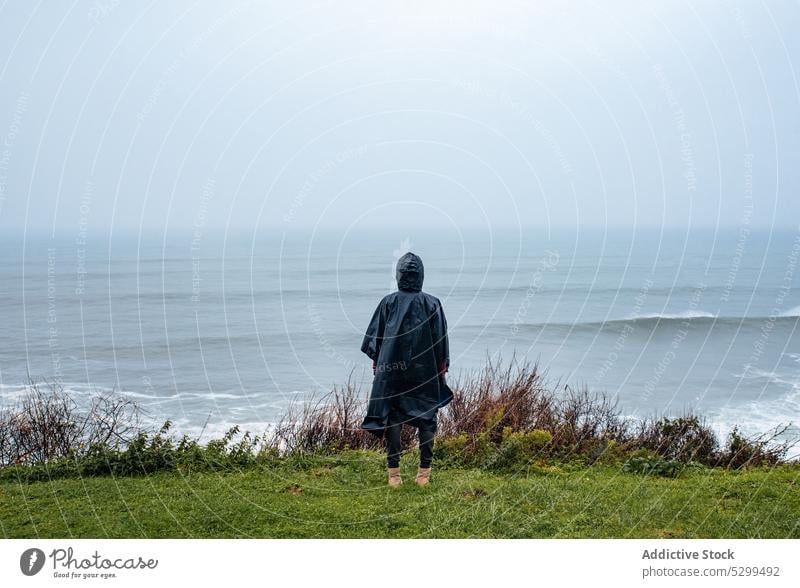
[0,379,141,466]
[438,355,556,439]
[438,355,629,458]
[553,384,628,451]
[267,374,410,454]
[634,412,719,465]
[718,424,796,469]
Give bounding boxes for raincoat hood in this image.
[396,252,424,292]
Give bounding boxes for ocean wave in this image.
[0,382,269,407]
[169,417,279,442]
[0,382,131,409]
[733,368,800,390]
[784,352,800,365]
[0,382,114,396]
[500,311,800,332]
[626,310,718,320]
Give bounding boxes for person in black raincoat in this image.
[360,252,452,487]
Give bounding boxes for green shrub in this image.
[622,450,684,478]
[482,406,507,442]
[719,426,788,469]
[0,420,285,482]
[470,427,554,471]
[472,431,497,468]
[433,433,469,466]
[589,439,629,464]
[520,429,553,454]
[639,415,718,464]
[486,428,525,470]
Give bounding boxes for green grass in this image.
[1,451,798,538]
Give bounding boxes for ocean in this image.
[1,227,798,453]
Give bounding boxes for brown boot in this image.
[387,467,402,487]
[415,467,431,487]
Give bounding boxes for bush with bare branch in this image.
[438,356,557,439]
[0,380,141,467]
[436,355,634,459]
[268,377,380,454]
[718,424,795,469]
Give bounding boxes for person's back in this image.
[360,252,452,487]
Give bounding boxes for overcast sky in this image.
[0,0,798,234]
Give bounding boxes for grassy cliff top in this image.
[2,450,798,539]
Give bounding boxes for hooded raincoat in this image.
[360,252,453,437]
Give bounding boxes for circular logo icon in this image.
[20,548,46,576]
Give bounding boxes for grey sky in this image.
[0,0,798,233]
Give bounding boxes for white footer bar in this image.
[1,539,797,587]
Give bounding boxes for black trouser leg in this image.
[385,422,402,468]
[418,424,435,468]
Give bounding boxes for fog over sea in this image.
[2,227,798,453]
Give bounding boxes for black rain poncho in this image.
[360,252,453,437]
